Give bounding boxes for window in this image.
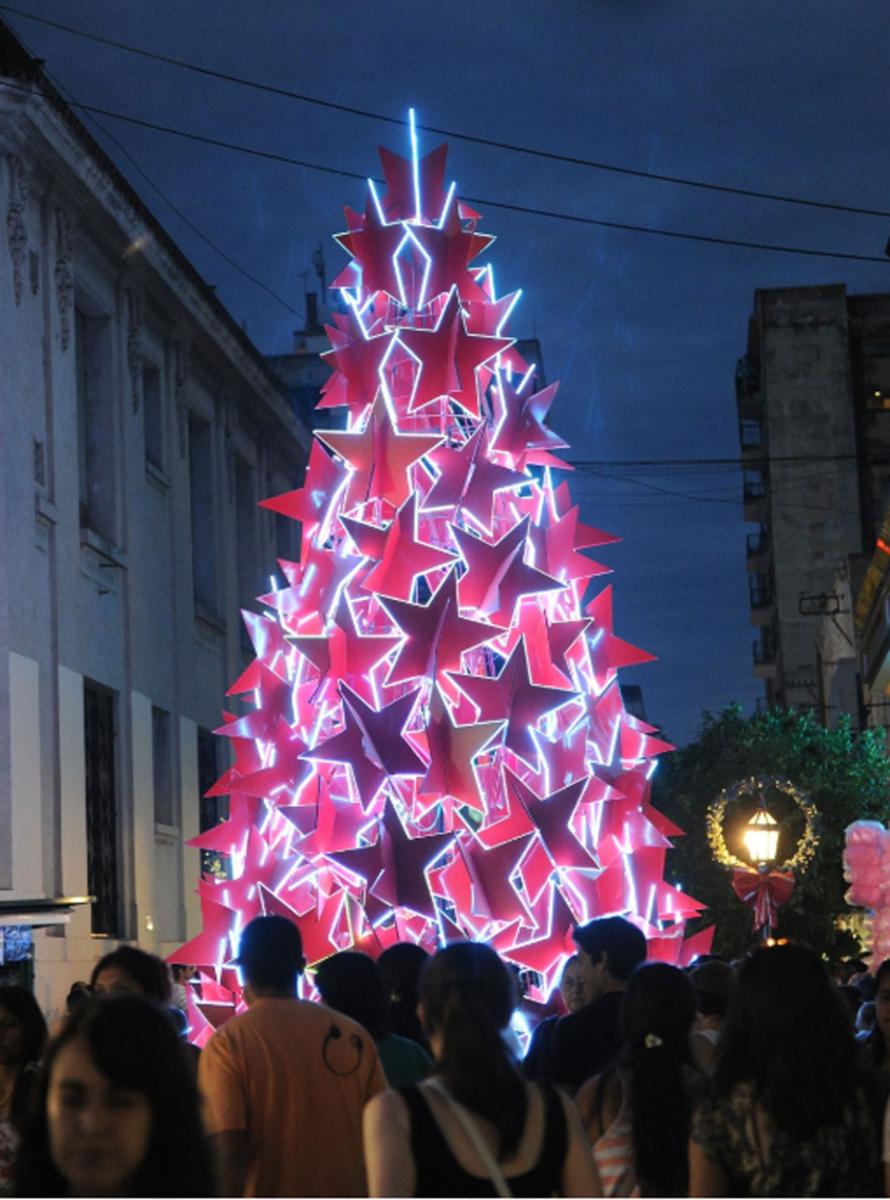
[198,728,229,880]
[152,707,174,827]
[235,459,257,607]
[143,363,164,471]
[75,305,116,541]
[188,417,217,613]
[83,681,119,936]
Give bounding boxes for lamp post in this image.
[709,778,816,945]
[743,805,779,940]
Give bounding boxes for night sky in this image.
[8,0,890,745]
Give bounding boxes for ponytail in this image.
[420,945,527,1160]
[627,1036,691,1195]
[620,963,697,1197]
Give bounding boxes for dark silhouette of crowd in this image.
[1,918,889,1196]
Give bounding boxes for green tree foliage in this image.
[653,705,890,961]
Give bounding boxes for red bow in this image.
[731,868,795,931]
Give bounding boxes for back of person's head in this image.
[15,996,214,1197]
[377,941,429,1044]
[90,945,172,1006]
[716,943,858,1138]
[621,963,696,1196]
[314,951,390,1039]
[573,916,647,983]
[689,959,734,1019]
[65,981,91,1017]
[838,983,863,1024]
[864,958,890,1066]
[0,985,48,1066]
[236,914,306,993]
[419,943,524,1159]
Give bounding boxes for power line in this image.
[578,467,865,516]
[49,82,305,321]
[2,11,305,319]
[3,77,889,267]
[3,1,890,222]
[570,451,890,467]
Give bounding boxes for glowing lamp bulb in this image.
[744,807,779,866]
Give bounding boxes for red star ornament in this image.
[226,717,314,803]
[398,289,512,418]
[239,611,292,685]
[409,200,495,305]
[458,830,534,926]
[378,142,449,224]
[463,288,521,338]
[327,801,453,922]
[586,586,658,674]
[418,686,502,812]
[381,567,495,686]
[493,885,578,993]
[359,493,456,600]
[422,425,528,531]
[259,440,349,557]
[213,668,295,744]
[260,545,362,635]
[490,378,571,471]
[168,896,237,974]
[452,517,563,627]
[332,197,408,302]
[509,607,591,688]
[530,504,611,588]
[289,593,401,704]
[279,778,375,857]
[448,639,576,769]
[528,718,591,794]
[504,768,597,873]
[316,396,442,511]
[303,684,426,810]
[584,681,625,768]
[319,307,396,417]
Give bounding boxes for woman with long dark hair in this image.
[576,961,699,1196]
[363,942,597,1196]
[690,943,881,1196]
[377,941,430,1051]
[15,995,215,1197]
[0,987,46,1195]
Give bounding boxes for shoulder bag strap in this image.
[424,1079,513,1199]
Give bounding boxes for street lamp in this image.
[708,778,817,944]
[744,807,779,867]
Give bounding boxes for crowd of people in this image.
[0,916,886,1196]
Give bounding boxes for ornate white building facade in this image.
[0,24,310,1018]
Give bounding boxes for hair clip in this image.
[644,1032,663,1049]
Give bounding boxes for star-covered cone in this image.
[171,117,708,1040]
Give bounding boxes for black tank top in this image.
[399,1081,568,1197]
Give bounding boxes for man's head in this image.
[572,917,647,1001]
[236,916,306,998]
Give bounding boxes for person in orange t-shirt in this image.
[198,916,386,1197]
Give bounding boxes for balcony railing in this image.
[748,574,773,609]
[746,530,770,558]
[753,632,777,664]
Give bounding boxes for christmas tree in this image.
[174,115,711,1043]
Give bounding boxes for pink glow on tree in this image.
[172,119,711,1045]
